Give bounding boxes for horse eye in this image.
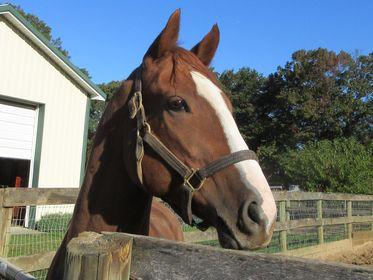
[167,96,189,112]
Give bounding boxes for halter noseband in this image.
[128,67,258,226]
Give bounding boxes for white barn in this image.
[0,5,105,196]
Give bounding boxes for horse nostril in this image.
[238,200,266,235]
[247,202,261,225]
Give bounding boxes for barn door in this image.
[0,101,36,160]
[0,100,37,223]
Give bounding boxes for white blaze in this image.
[191,71,277,232]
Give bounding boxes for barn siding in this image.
[0,18,88,188]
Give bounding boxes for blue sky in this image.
[7,0,373,84]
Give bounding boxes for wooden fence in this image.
[0,188,372,275]
[65,231,373,279]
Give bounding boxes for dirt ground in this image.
[322,241,373,266]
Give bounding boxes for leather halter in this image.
[128,67,259,226]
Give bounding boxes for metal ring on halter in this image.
[183,168,206,192]
[142,122,151,133]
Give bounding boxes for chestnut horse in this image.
[149,201,183,241]
[47,10,276,279]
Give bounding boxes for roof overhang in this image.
[0,4,106,101]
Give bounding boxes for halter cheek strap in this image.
[128,68,258,225]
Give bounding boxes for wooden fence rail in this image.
[0,188,372,274]
[66,231,373,280]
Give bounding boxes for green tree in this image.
[12,4,69,57]
[218,50,372,188]
[280,138,373,194]
[87,81,121,152]
[262,49,372,150]
[257,49,372,183]
[218,68,267,149]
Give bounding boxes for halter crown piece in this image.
[128,67,259,226]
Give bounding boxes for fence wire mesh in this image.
[352,201,372,216]
[323,200,347,218]
[30,269,48,280]
[287,227,319,250]
[324,224,348,242]
[353,222,372,232]
[5,204,73,259]
[288,200,317,220]
[182,199,373,254]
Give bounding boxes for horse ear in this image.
[191,24,220,66]
[144,9,181,60]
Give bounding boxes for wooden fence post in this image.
[371,200,373,231]
[279,201,287,252]
[64,231,132,280]
[347,200,352,239]
[286,200,291,221]
[317,200,324,244]
[0,189,12,257]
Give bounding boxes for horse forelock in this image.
[142,47,220,90]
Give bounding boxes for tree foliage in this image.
[87,81,121,152]
[12,4,69,57]
[279,138,372,194]
[218,68,267,149]
[219,50,372,192]
[262,49,372,150]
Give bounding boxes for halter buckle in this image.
[129,91,142,119]
[184,169,206,192]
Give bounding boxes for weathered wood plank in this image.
[106,232,373,280]
[7,251,56,272]
[317,200,324,244]
[1,188,372,207]
[274,191,373,201]
[0,257,36,279]
[64,232,132,280]
[279,201,287,252]
[0,195,12,257]
[1,188,79,207]
[347,201,353,239]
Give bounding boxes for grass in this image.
[7,232,65,258]
[182,224,198,232]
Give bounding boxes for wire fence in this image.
[6,205,73,258]
[0,188,372,280]
[3,205,74,280]
[181,199,373,254]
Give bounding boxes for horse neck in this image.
[67,95,152,240]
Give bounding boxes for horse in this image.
[149,200,183,241]
[47,10,277,279]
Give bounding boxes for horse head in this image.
[117,10,277,250]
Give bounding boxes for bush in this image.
[35,213,72,233]
[280,138,373,194]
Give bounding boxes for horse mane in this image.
[172,47,219,85]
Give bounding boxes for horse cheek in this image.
[142,156,172,196]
